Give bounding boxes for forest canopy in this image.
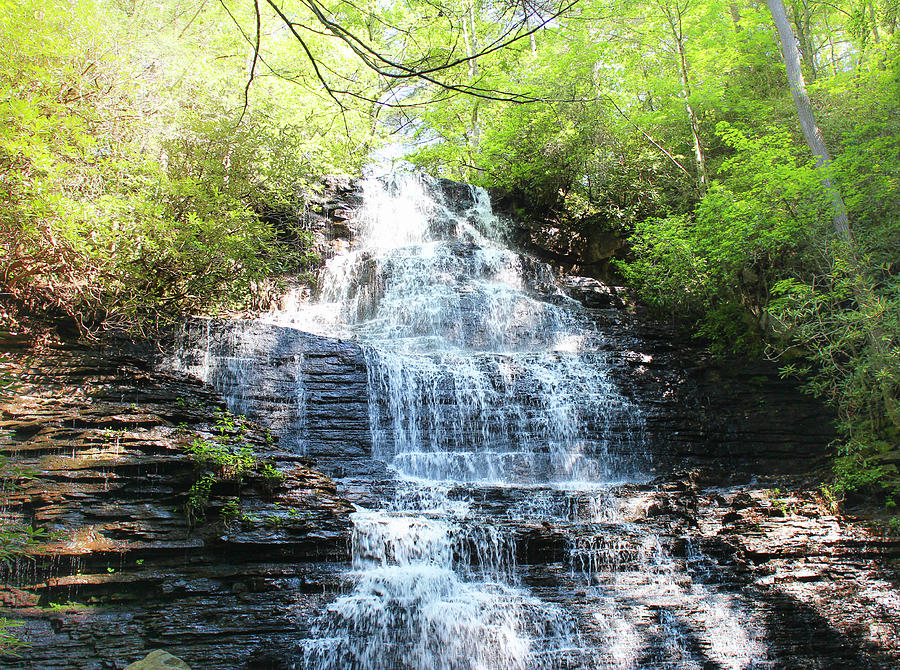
[2,0,898,505]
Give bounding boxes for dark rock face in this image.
[558,276,627,309]
[0,340,352,669]
[487,190,627,278]
[169,310,835,483]
[169,321,371,461]
[610,314,838,473]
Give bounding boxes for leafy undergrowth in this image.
[1,1,369,337]
[180,410,285,528]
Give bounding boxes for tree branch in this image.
[236,0,261,126]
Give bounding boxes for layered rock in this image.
[2,329,899,669]
[0,339,352,669]
[169,310,835,482]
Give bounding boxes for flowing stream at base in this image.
[176,172,770,669]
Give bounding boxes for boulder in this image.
[124,650,191,670]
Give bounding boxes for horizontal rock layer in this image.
[1,340,351,669]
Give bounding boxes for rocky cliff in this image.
[2,322,899,668]
[0,336,351,669]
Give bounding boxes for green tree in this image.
[1,0,372,333]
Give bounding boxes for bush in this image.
[621,118,899,503]
[181,410,286,526]
[0,0,363,334]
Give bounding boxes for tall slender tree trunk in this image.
[769,0,899,429]
[767,0,849,239]
[463,0,481,172]
[868,1,882,44]
[729,3,743,31]
[662,1,708,197]
[791,0,818,81]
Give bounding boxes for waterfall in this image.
[171,171,770,669]
[280,172,648,484]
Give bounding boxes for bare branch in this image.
[265,0,577,103]
[236,0,261,126]
[604,95,693,178]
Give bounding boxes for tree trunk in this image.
[729,3,742,31]
[463,0,481,155]
[791,0,818,81]
[769,0,899,429]
[868,1,881,44]
[662,1,708,197]
[767,0,849,240]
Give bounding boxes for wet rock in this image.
[722,511,744,524]
[0,339,352,670]
[731,492,754,509]
[558,275,627,309]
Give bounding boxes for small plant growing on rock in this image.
[888,516,900,537]
[180,410,287,529]
[259,461,286,493]
[0,618,26,656]
[186,437,255,481]
[214,409,239,435]
[46,601,88,611]
[818,484,843,516]
[184,474,215,527]
[766,488,794,516]
[288,508,315,521]
[220,497,242,525]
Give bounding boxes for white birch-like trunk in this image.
[767,0,850,240]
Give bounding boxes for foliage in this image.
[0,0,369,334]
[181,410,285,526]
[406,0,785,222]
[259,461,287,494]
[186,436,256,482]
[618,63,899,502]
[772,248,900,500]
[0,618,26,657]
[619,125,827,354]
[184,474,216,527]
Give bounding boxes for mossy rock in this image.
[123,650,191,670]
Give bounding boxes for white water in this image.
[271,172,647,485]
[172,171,770,668]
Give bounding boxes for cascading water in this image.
[287,173,637,669]
[283,173,648,486]
[172,171,771,669]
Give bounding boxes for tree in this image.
[657,0,709,196]
[766,0,850,239]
